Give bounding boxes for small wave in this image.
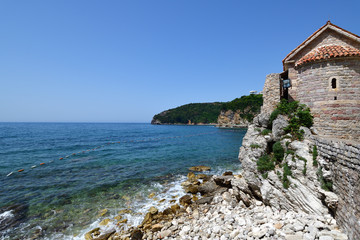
[0,210,14,225]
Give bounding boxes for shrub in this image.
[313,145,318,167]
[282,163,292,189]
[271,100,314,141]
[256,155,275,173]
[273,141,284,164]
[277,99,299,115]
[286,149,295,156]
[261,129,272,135]
[302,161,307,176]
[317,167,333,191]
[250,144,261,149]
[269,108,280,128]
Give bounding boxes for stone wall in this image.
[261,73,280,114]
[311,136,360,240]
[294,58,360,140]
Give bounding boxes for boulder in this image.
[198,180,218,195]
[151,223,163,232]
[130,229,143,240]
[188,166,211,172]
[253,112,270,128]
[272,115,289,141]
[213,175,233,188]
[179,195,192,207]
[195,196,213,205]
[187,172,196,180]
[149,207,158,215]
[99,218,110,226]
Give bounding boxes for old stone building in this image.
[258,23,360,239]
[280,21,360,141]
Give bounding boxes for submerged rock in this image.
[188,166,211,172]
[0,204,28,231]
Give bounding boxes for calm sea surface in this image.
[0,123,246,239]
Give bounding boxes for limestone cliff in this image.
[239,113,337,215]
[238,109,360,239]
[216,110,251,128]
[216,94,263,128]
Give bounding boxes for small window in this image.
[334,96,337,100]
[331,78,337,89]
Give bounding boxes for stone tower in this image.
[281,21,360,141]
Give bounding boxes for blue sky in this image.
[1,0,359,122]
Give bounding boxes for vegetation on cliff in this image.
[152,94,263,125]
[152,102,223,124]
[221,94,263,122]
[256,100,315,188]
[268,99,313,140]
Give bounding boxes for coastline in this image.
[81,168,347,240]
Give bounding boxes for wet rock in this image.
[170,204,180,214]
[179,195,192,207]
[85,228,100,240]
[99,218,111,226]
[97,209,108,217]
[223,171,233,176]
[185,184,199,194]
[187,172,196,180]
[118,218,127,224]
[189,166,211,172]
[130,229,143,240]
[162,208,173,215]
[149,207,158,215]
[0,204,28,231]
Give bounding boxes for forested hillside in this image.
[151,102,223,124]
[151,94,263,125]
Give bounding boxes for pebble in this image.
[94,172,349,240]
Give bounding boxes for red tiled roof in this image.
[283,21,360,68]
[296,45,360,67]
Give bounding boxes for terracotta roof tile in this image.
[283,21,360,68]
[296,45,360,67]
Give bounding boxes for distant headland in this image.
[151,94,263,128]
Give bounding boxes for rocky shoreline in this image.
[83,103,353,240]
[83,166,348,240]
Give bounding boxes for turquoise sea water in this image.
[0,123,246,239]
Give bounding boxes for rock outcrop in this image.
[216,110,251,128]
[239,112,336,216]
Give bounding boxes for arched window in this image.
[331,78,337,89]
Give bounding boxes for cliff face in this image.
[237,73,360,239]
[239,113,336,215]
[216,110,251,128]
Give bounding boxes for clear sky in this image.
[1,0,359,122]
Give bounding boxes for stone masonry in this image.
[311,136,360,240]
[295,58,360,140]
[260,73,280,114]
[283,21,360,140]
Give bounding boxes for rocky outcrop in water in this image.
[216,110,251,128]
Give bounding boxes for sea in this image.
[0,123,246,239]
